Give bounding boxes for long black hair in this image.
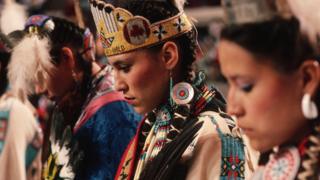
[42,16,93,97]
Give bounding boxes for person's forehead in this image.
[108,50,148,65]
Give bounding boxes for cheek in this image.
[47,75,61,94]
[248,78,301,118]
[48,72,72,95]
[245,80,303,150]
[128,62,168,111]
[130,63,166,93]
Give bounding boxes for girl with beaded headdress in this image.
[13,15,141,179]
[0,31,42,180]
[89,0,256,179]
[219,0,320,179]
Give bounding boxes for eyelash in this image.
[240,84,253,93]
[118,64,131,73]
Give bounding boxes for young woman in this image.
[0,32,42,180]
[15,15,141,179]
[219,0,320,179]
[90,0,255,179]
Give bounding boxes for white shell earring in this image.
[301,94,318,119]
[171,82,194,105]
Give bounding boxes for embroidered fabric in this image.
[134,72,230,179]
[254,123,320,179]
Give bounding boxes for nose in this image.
[113,71,127,93]
[226,87,244,118]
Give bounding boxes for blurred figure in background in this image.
[0,31,42,180]
[15,15,141,179]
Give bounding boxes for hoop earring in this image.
[302,94,318,119]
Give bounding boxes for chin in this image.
[133,106,147,115]
[250,140,273,153]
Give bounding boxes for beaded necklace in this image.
[134,72,217,179]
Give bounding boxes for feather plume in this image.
[8,35,55,100]
[0,2,27,34]
[287,0,320,48]
[171,0,186,12]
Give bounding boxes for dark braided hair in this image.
[25,15,94,98]
[26,16,97,163]
[221,16,320,179]
[46,17,93,97]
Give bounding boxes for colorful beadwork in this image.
[263,147,300,180]
[210,115,245,180]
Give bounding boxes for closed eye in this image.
[240,84,253,93]
[115,63,131,73]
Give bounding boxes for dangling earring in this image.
[169,71,174,107]
[301,93,318,119]
[171,82,194,105]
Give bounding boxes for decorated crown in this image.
[222,0,292,25]
[89,0,193,56]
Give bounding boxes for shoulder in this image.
[94,100,141,123]
[0,96,35,120]
[198,110,238,136]
[185,111,247,179]
[187,110,245,163]
[80,100,141,132]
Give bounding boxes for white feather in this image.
[8,35,55,99]
[171,0,186,12]
[287,0,320,46]
[0,2,27,34]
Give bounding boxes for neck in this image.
[285,122,313,147]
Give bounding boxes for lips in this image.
[237,121,254,136]
[124,97,136,105]
[239,126,255,138]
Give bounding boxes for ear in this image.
[160,41,179,70]
[300,60,320,98]
[61,47,76,70]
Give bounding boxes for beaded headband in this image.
[89,0,193,56]
[221,0,292,25]
[25,15,96,61]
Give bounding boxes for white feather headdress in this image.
[0,1,27,34]
[170,0,186,12]
[287,0,320,52]
[8,35,55,101]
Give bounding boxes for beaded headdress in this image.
[221,0,292,25]
[89,0,193,56]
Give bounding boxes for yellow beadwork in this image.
[89,0,193,56]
